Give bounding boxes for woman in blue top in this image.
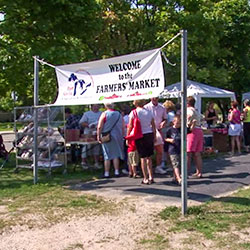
[97,103,124,178]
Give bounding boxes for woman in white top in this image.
[127,99,156,184]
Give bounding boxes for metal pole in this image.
[33,56,39,184]
[181,30,188,215]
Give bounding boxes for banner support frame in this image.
[181,30,188,216]
[33,55,39,184]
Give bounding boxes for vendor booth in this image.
[160,80,236,152]
[159,80,236,114]
[242,92,250,101]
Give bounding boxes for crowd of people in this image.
[63,97,250,185]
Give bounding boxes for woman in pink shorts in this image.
[187,96,204,178]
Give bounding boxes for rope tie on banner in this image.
[160,32,181,49]
[159,32,181,67]
[161,51,176,66]
[34,32,181,69]
[33,56,56,68]
[33,56,70,78]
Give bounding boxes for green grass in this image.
[0,122,14,131]
[140,234,170,249]
[0,122,23,131]
[0,154,116,232]
[0,121,51,131]
[158,187,250,248]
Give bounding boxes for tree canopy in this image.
[0,0,249,110]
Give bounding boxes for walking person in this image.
[228,101,242,155]
[127,99,156,185]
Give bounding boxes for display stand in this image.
[14,106,67,176]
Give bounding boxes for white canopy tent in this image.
[160,80,236,113]
[242,92,250,101]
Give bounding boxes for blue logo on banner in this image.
[69,73,91,96]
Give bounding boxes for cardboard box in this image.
[65,129,80,142]
[213,132,229,152]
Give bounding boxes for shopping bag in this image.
[154,129,164,146]
[125,110,143,140]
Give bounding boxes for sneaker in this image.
[155,166,167,174]
[114,170,120,176]
[122,169,129,175]
[81,162,89,170]
[94,162,102,169]
[166,167,173,172]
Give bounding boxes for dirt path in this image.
[1,188,248,250]
[0,194,171,250]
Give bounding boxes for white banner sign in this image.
[54,48,165,105]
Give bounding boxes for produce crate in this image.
[212,132,229,152]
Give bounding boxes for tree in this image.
[0,0,102,110]
[1,0,249,111]
[150,0,250,99]
[211,0,250,99]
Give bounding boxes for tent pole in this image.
[33,56,39,184]
[181,30,188,216]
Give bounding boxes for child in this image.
[165,115,182,185]
[127,138,140,178]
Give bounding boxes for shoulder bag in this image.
[100,112,121,143]
[125,109,143,140]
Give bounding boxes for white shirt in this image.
[144,101,167,129]
[187,107,201,127]
[129,108,153,134]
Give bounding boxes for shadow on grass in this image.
[0,155,101,192]
[207,196,250,214]
[213,196,250,206]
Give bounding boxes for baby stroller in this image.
[0,134,10,169]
